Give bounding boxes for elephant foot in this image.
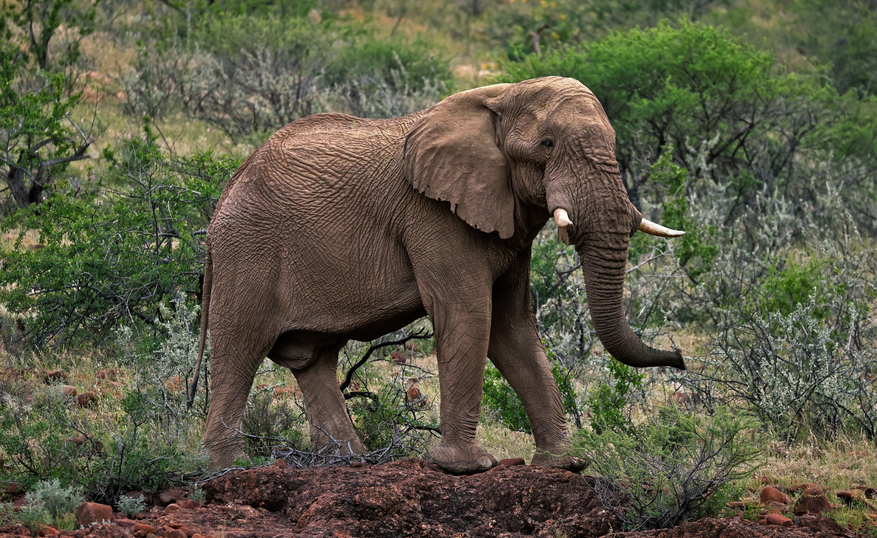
[531,448,588,472]
[204,440,247,472]
[427,443,497,474]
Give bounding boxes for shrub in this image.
[0,126,233,348]
[575,406,759,530]
[25,478,82,521]
[482,360,581,433]
[116,494,147,517]
[586,359,645,435]
[498,21,850,222]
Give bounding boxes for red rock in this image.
[794,486,831,514]
[178,526,197,537]
[5,483,20,494]
[75,502,114,526]
[164,529,187,538]
[191,534,204,538]
[43,370,68,384]
[115,518,137,528]
[37,526,58,536]
[765,513,792,527]
[405,386,422,403]
[274,458,287,468]
[836,490,856,505]
[96,368,121,380]
[759,486,791,505]
[670,392,690,404]
[178,498,196,509]
[132,523,156,534]
[498,458,525,466]
[165,503,181,514]
[159,488,186,506]
[61,385,77,397]
[391,351,406,364]
[726,501,746,510]
[76,391,98,408]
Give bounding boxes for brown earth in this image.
[0,459,865,537]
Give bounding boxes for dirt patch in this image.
[0,459,865,537]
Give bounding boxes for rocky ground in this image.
[1,459,872,538]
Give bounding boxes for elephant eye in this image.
[542,139,555,148]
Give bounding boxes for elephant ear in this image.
[403,84,515,239]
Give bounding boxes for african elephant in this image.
[196,76,685,474]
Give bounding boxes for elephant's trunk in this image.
[577,241,685,369]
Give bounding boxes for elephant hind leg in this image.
[290,343,367,457]
[203,333,269,471]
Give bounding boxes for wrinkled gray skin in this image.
[198,77,685,474]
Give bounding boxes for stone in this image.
[75,502,114,526]
[96,368,121,380]
[759,486,791,505]
[61,385,77,397]
[132,523,156,534]
[179,526,197,537]
[76,391,98,408]
[165,503,181,514]
[836,490,856,505]
[765,513,792,527]
[164,529,187,538]
[37,526,58,536]
[178,498,196,509]
[390,351,406,364]
[115,518,137,528]
[274,458,288,468]
[159,488,187,506]
[498,458,525,466]
[405,386,422,403]
[794,486,831,514]
[43,370,68,384]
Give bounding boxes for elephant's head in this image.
[403,76,685,370]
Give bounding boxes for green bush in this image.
[0,126,233,348]
[498,21,840,219]
[575,406,758,530]
[586,360,645,435]
[25,478,82,522]
[482,361,580,433]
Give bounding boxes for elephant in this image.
[196,76,686,474]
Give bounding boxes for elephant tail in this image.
[188,249,212,410]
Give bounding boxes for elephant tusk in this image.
[553,208,574,245]
[639,218,685,237]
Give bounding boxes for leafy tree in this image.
[0,126,235,347]
[498,21,835,219]
[0,0,96,212]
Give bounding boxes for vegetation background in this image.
[1,0,876,533]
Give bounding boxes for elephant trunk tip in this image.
[668,348,686,370]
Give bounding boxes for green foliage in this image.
[241,390,306,459]
[788,0,877,97]
[630,147,717,279]
[575,406,759,530]
[116,494,147,517]
[25,478,82,521]
[482,362,580,433]
[499,21,840,221]
[0,126,234,347]
[0,12,90,212]
[321,35,451,95]
[586,359,645,435]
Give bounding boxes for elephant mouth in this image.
[551,207,685,246]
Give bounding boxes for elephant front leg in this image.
[424,293,497,474]
[488,256,586,471]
